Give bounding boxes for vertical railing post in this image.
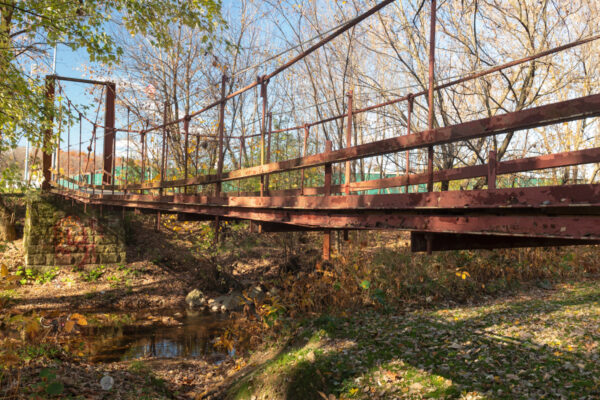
[42,75,55,191]
[56,86,62,189]
[214,74,228,245]
[301,124,309,195]
[238,136,244,195]
[344,90,353,195]
[265,112,272,191]
[488,150,497,190]
[183,114,190,194]
[216,74,228,197]
[323,140,333,261]
[67,103,71,190]
[427,0,437,193]
[78,113,82,188]
[125,108,130,194]
[260,76,268,197]
[102,82,116,185]
[406,94,414,193]
[92,125,97,196]
[112,124,116,195]
[160,102,167,197]
[140,130,146,188]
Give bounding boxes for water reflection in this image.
[88,312,228,363]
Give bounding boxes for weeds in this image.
[18,343,62,361]
[35,368,64,397]
[15,266,59,285]
[80,264,106,282]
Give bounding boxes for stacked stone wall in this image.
[23,195,126,268]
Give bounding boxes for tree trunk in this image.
[0,196,17,241]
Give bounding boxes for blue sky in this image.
[41,0,245,153]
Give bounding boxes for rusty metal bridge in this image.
[44,0,600,259]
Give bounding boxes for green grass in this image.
[228,281,600,399]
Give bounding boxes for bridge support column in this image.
[323,230,331,261]
[24,194,126,269]
[155,212,161,232]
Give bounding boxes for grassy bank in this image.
[228,280,600,399]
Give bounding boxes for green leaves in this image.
[39,368,64,396]
[45,381,64,396]
[0,0,224,162]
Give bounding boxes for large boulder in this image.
[185,289,206,308]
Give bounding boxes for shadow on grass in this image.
[229,284,600,399]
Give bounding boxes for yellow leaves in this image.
[213,330,234,352]
[455,270,471,280]
[1,264,8,278]
[349,388,359,395]
[0,352,20,368]
[64,313,88,333]
[70,313,87,326]
[64,320,76,333]
[25,319,41,340]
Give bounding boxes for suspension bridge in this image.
[43,0,600,259]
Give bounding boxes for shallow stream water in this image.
[83,311,229,363]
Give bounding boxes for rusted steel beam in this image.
[183,114,190,194]
[176,213,240,223]
[54,141,600,202]
[301,124,309,195]
[345,91,353,195]
[265,112,273,191]
[216,74,227,196]
[160,103,168,195]
[411,232,600,252]
[260,76,268,197]
[64,193,600,240]
[259,222,325,232]
[241,146,599,196]
[406,95,414,192]
[323,140,333,261]
[91,183,600,212]
[488,150,497,189]
[106,93,600,192]
[50,75,110,86]
[102,82,116,185]
[427,0,437,193]
[141,131,146,185]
